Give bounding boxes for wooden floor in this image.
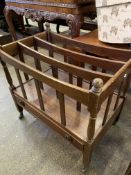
[14,69,122,141]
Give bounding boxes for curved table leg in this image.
[66,14,83,38]
[4,7,17,40]
[56,24,60,33]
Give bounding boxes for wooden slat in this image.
[18,44,29,81]
[34,39,42,71]
[15,68,27,99]
[102,93,113,126]
[48,45,59,81]
[34,57,44,89]
[34,32,46,40]
[45,26,59,91]
[58,92,66,126]
[34,79,45,111]
[69,73,73,84]
[34,36,124,72]
[46,31,59,98]
[50,32,131,62]
[114,79,124,110]
[33,38,44,90]
[123,73,131,96]
[92,101,123,149]
[1,42,18,56]
[76,76,83,111]
[62,44,73,84]
[67,57,74,84]
[19,36,34,47]
[100,60,131,105]
[0,50,89,106]
[18,42,112,82]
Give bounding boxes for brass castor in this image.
[19,112,24,120]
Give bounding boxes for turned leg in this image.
[13,97,24,120]
[4,7,17,40]
[82,144,92,173]
[66,14,83,38]
[9,86,24,119]
[0,59,24,119]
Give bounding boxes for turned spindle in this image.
[87,78,103,141]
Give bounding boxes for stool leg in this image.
[82,145,92,173]
[10,87,24,120]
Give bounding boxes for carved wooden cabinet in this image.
[4,0,96,40]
